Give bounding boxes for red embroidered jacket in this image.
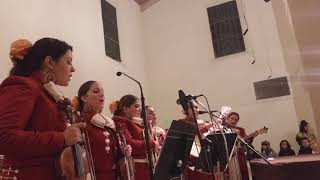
[0,72,66,180]
[112,115,156,159]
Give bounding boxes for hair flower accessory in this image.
[9,39,33,62]
[71,96,80,111]
[109,100,119,114]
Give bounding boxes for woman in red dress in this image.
[0,38,85,180]
[223,112,256,180]
[177,98,215,180]
[75,80,131,180]
[112,95,160,180]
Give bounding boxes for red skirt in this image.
[95,170,117,180]
[134,162,150,180]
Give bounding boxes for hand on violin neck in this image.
[123,145,132,156]
[234,128,241,135]
[63,122,86,146]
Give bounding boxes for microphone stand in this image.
[196,97,230,164]
[186,97,214,175]
[196,97,230,179]
[117,72,154,180]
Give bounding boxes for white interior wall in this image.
[271,0,318,137]
[285,0,320,135]
[142,0,301,152]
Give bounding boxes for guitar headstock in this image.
[257,126,268,134]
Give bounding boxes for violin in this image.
[43,82,95,180]
[58,98,95,180]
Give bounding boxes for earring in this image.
[42,70,56,83]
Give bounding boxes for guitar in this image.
[243,126,268,141]
[0,155,19,180]
[235,126,268,152]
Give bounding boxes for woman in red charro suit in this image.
[0,38,84,180]
[112,95,160,180]
[223,112,256,180]
[75,80,132,180]
[177,98,216,180]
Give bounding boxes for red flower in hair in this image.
[109,101,119,114]
[9,39,32,62]
[71,96,80,111]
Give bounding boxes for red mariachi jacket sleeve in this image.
[114,116,155,157]
[0,77,65,158]
[238,127,247,138]
[122,123,155,156]
[236,126,254,144]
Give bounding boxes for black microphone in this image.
[116,72,140,84]
[193,94,204,99]
[198,110,219,115]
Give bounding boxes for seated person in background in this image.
[298,137,313,155]
[261,140,278,158]
[296,120,317,146]
[278,140,295,157]
[246,144,260,160]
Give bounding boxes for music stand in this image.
[154,120,198,180]
[195,133,238,172]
